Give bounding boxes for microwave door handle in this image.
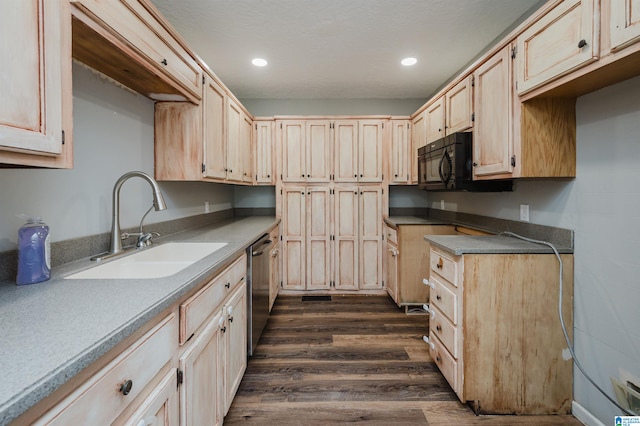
[438,153,446,183]
[439,151,452,185]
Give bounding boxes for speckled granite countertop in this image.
[425,234,573,255]
[0,216,278,426]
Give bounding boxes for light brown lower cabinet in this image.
[281,184,383,292]
[28,253,248,426]
[426,246,574,415]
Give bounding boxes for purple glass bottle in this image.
[16,217,50,285]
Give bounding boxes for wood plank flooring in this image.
[225,295,582,425]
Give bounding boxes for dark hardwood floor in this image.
[225,295,582,425]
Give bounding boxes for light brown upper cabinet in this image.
[280,120,332,183]
[222,97,252,183]
[425,76,473,145]
[155,72,255,184]
[425,97,445,144]
[516,0,599,95]
[0,0,72,168]
[410,112,426,184]
[473,47,514,178]
[202,76,227,181]
[473,45,576,180]
[609,0,640,51]
[70,0,202,104]
[445,76,474,134]
[254,120,275,185]
[389,119,411,184]
[334,120,384,183]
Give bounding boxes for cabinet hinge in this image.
[280,280,283,288]
[202,163,206,173]
[280,235,282,241]
[255,123,257,130]
[511,46,517,59]
[471,75,475,87]
[280,174,283,180]
[471,113,475,122]
[280,123,283,129]
[61,130,65,145]
[280,189,283,195]
[202,75,205,85]
[407,122,410,129]
[177,369,184,387]
[382,122,384,129]
[511,155,516,167]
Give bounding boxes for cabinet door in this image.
[445,76,473,134]
[255,121,274,184]
[116,369,179,426]
[610,0,640,50]
[359,187,382,290]
[306,187,331,290]
[281,121,306,183]
[385,241,399,305]
[306,120,332,182]
[282,187,306,290]
[334,186,359,291]
[224,282,247,415]
[390,120,410,184]
[179,310,224,426]
[426,97,445,144]
[203,75,227,180]
[516,0,598,95]
[241,114,253,183]
[225,98,243,182]
[359,120,384,182]
[410,112,426,184]
[0,0,67,158]
[334,120,359,182]
[473,46,514,178]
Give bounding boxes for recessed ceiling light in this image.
[401,57,417,66]
[252,58,268,67]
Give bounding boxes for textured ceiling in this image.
[150,0,542,99]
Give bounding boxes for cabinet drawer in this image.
[36,314,178,426]
[430,248,458,286]
[72,0,202,102]
[385,226,398,245]
[428,334,459,396]
[429,275,458,325]
[180,254,246,344]
[430,305,458,358]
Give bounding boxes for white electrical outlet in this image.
[520,204,529,222]
[204,201,210,213]
[440,200,445,210]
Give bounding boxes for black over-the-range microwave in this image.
[417,132,513,192]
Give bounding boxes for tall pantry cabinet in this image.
[278,118,386,292]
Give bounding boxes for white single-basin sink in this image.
[66,242,228,280]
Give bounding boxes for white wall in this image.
[434,76,640,422]
[0,63,234,252]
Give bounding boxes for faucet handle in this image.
[136,231,160,248]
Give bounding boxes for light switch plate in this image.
[520,204,529,222]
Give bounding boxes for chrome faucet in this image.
[108,171,167,256]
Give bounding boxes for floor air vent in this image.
[301,295,332,301]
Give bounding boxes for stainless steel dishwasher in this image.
[246,233,272,356]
